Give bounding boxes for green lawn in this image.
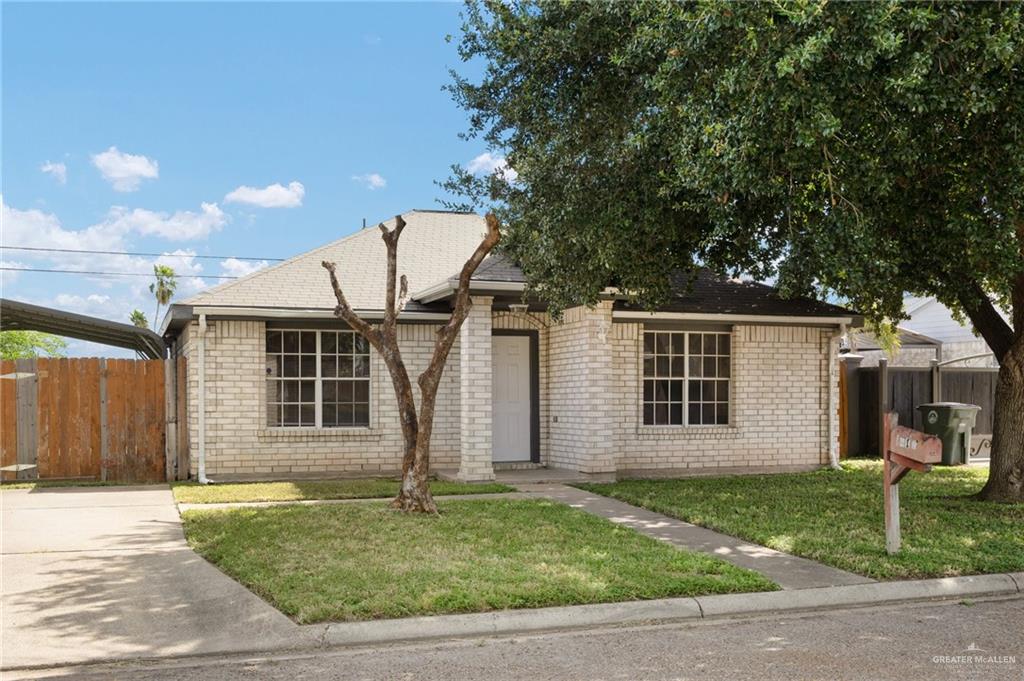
[182,499,775,623]
[172,478,513,504]
[576,461,1024,580]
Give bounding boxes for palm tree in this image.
[129,309,149,329]
[149,265,177,326]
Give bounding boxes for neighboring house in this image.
[160,210,859,482]
[857,296,1000,368]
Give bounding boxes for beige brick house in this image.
[161,210,859,482]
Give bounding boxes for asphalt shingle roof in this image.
[182,211,489,312]
[471,256,853,318]
[614,270,855,317]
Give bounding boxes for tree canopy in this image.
[0,331,68,359]
[448,1,1021,348]
[449,0,1024,500]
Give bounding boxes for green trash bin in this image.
[915,402,981,466]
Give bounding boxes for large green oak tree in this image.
[448,1,1024,501]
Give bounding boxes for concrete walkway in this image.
[0,485,307,669]
[519,484,874,590]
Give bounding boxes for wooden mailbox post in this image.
[882,412,942,554]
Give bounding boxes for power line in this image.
[0,245,283,262]
[0,266,238,280]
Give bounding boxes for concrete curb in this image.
[694,573,1019,617]
[4,574,1021,674]
[319,598,704,647]
[317,573,1023,648]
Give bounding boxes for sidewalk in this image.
[519,484,873,590]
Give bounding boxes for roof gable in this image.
[182,211,488,311]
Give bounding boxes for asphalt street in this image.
[13,596,1023,681]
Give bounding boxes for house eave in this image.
[612,310,858,327]
[162,304,454,338]
[414,279,528,304]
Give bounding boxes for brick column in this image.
[547,301,618,474]
[578,301,617,474]
[458,296,495,481]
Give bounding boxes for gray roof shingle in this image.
[470,256,854,318]
[182,211,489,311]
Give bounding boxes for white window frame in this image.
[641,329,732,427]
[265,328,372,429]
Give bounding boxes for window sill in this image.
[634,424,740,439]
[257,427,381,442]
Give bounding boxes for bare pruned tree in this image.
[322,213,501,513]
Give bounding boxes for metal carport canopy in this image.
[0,298,166,359]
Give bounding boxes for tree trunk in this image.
[957,267,1023,502]
[391,449,436,513]
[323,213,501,514]
[978,332,1024,502]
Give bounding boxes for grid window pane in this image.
[267,329,371,429]
[642,331,731,427]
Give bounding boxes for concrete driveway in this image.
[1,485,305,670]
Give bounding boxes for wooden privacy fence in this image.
[840,359,997,457]
[0,357,189,483]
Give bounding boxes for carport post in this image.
[99,358,109,481]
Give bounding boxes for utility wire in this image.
[0,266,238,280]
[0,245,283,261]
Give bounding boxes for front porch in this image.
[453,297,620,483]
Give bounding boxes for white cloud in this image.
[91,146,159,192]
[2,197,133,262]
[40,161,67,185]
[105,202,228,240]
[220,257,270,278]
[0,260,27,288]
[54,293,112,312]
[351,173,387,190]
[1,198,221,330]
[0,197,224,295]
[466,152,518,182]
[224,181,305,208]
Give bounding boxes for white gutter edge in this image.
[414,280,527,304]
[196,313,210,484]
[613,311,855,326]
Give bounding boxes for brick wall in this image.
[182,319,461,479]
[609,322,835,475]
[180,309,838,480]
[546,302,617,473]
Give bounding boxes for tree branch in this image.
[381,215,407,329]
[321,260,381,346]
[958,283,1014,363]
[398,274,409,314]
[419,213,502,388]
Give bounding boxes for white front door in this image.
[492,335,532,462]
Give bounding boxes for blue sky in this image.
[2,1,500,355]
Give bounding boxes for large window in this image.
[642,331,731,426]
[265,330,370,428]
